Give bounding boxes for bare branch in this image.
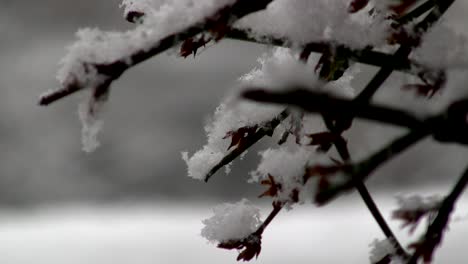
[243,89,424,129]
[314,128,430,205]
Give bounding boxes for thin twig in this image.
[243,89,424,129]
[396,0,436,25]
[255,202,283,235]
[354,0,455,106]
[407,165,468,264]
[316,128,430,204]
[204,109,289,182]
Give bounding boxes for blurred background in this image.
[0,0,467,263]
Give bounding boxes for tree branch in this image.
[243,89,424,129]
[396,0,436,25]
[354,0,454,106]
[407,165,468,264]
[39,0,274,106]
[225,28,423,75]
[204,108,289,182]
[315,128,430,205]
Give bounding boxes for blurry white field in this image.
[0,193,466,264]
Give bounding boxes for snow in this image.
[201,199,261,243]
[235,0,391,49]
[182,146,224,180]
[183,48,355,180]
[58,0,237,89]
[54,0,244,153]
[394,194,443,213]
[250,146,316,203]
[122,0,392,49]
[412,21,468,69]
[368,238,396,264]
[0,195,466,264]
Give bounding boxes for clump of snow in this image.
[442,70,468,101]
[412,21,468,69]
[183,48,355,180]
[201,199,261,243]
[234,0,391,49]
[368,238,396,264]
[183,48,306,180]
[394,194,443,213]
[250,146,319,203]
[181,147,224,180]
[240,48,356,97]
[368,237,405,264]
[182,100,282,180]
[240,48,322,90]
[58,0,237,92]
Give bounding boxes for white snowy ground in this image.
[0,193,466,264]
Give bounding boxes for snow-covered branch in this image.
[39,0,274,106]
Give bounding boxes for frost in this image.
[201,199,261,243]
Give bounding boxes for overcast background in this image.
[0,1,467,263]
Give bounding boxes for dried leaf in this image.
[223,125,259,151]
[306,131,346,152]
[402,70,446,98]
[393,209,438,234]
[408,238,439,264]
[180,35,211,58]
[125,11,145,23]
[258,174,282,198]
[218,234,262,262]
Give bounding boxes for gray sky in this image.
[0,0,467,205]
